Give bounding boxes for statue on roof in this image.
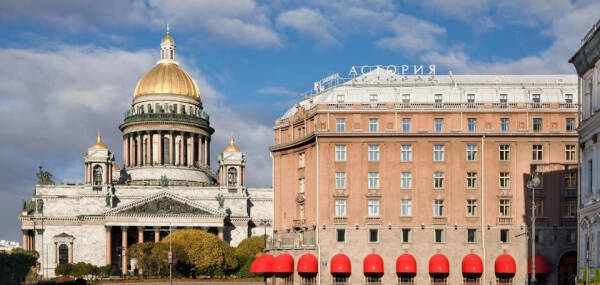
[36,166,55,185]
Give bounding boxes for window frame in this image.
[433,145,445,161]
[401,145,412,161]
[335,145,347,161]
[433,172,445,189]
[402,118,411,132]
[367,199,380,217]
[401,172,412,189]
[334,199,347,217]
[368,172,380,189]
[434,118,444,132]
[466,144,478,161]
[499,144,511,161]
[335,118,346,132]
[532,144,544,161]
[401,199,412,216]
[368,144,380,161]
[466,199,478,217]
[466,172,478,189]
[467,118,477,132]
[499,172,511,189]
[433,199,445,217]
[368,118,379,132]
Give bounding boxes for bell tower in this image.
[84,131,115,188]
[218,136,246,192]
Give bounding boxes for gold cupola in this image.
[223,136,240,152]
[90,131,108,150]
[132,27,200,100]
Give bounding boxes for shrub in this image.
[234,236,265,258]
[55,263,73,276]
[0,248,39,285]
[235,255,258,278]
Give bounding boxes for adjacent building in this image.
[570,19,600,282]
[18,30,273,277]
[269,68,578,284]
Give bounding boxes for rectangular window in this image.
[466,200,478,217]
[500,229,509,243]
[467,118,477,132]
[369,94,378,105]
[533,118,542,132]
[532,145,543,161]
[335,199,346,217]
[402,94,410,104]
[401,145,412,161]
[565,172,577,188]
[565,200,576,217]
[565,145,576,161]
[434,94,443,105]
[401,199,412,216]
[369,118,378,132]
[368,200,380,217]
[368,172,380,189]
[434,229,444,243]
[368,145,380,161]
[565,94,573,104]
[466,172,477,189]
[566,118,575,131]
[336,94,345,103]
[336,229,345,242]
[335,118,346,132]
[433,172,445,189]
[500,118,510,132]
[534,199,544,217]
[499,94,508,105]
[466,144,478,161]
[335,145,346,161]
[467,229,477,243]
[335,172,346,189]
[499,172,510,189]
[401,172,412,189]
[499,144,510,161]
[434,199,445,217]
[401,229,411,242]
[369,229,378,242]
[402,118,411,132]
[499,199,511,217]
[467,94,475,104]
[532,94,541,104]
[434,118,444,132]
[433,145,445,161]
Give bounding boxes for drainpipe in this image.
[481,135,486,284]
[316,136,321,284]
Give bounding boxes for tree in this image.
[0,249,39,285]
[234,236,265,258]
[129,242,187,277]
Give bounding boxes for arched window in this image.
[228,167,237,186]
[58,244,69,264]
[93,165,102,185]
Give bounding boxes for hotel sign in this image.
[348,64,436,76]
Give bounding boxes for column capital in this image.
[105,226,112,231]
[137,226,145,231]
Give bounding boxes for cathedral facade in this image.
[18,30,273,277]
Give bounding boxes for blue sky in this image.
[0,0,598,242]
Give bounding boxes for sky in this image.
[0,0,598,242]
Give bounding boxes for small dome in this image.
[133,62,200,99]
[90,131,108,149]
[161,33,174,45]
[223,136,240,152]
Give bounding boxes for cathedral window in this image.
[228,167,238,186]
[93,165,102,185]
[58,244,69,264]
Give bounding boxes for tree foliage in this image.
[0,249,39,285]
[54,262,112,279]
[128,241,187,277]
[234,236,265,258]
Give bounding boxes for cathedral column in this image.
[103,163,108,184]
[137,227,144,275]
[154,227,160,243]
[207,138,210,166]
[54,242,58,264]
[22,230,28,250]
[146,131,151,165]
[129,134,134,167]
[179,133,185,166]
[169,132,174,165]
[197,134,202,167]
[203,136,209,167]
[121,226,128,275]
[123,136,129,167]
[105,227,112,265]
[189,134,195,167]
[157,131,163,165]
[68,241,73,263]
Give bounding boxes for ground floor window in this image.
[276,274,293,285]
[496,274,514,284]
[463,277,480,284]
[397,274,415,284]
[430,274,448,285]
[300,274,317,285]
[333,274,350,285]
[365,274,382,284]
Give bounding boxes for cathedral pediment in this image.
[105,191,224,217]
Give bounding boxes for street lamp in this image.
[259,219,271,249]
[527,170,542,284]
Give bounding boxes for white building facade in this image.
[571,19,600,281]
[18,30,273,278]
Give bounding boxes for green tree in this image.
[0,249,39,285]
[234,236,265,257]
[55,263,72,276]
[163,229,232,277]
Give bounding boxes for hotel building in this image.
[267,68,578,284]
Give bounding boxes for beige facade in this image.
[269,71,578,284]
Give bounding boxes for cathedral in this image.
[18,29,273,277]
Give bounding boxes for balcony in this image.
[333,217,348,224]
[432,217,448,225]
[365,216,382,224]
[121,112,211,128]
[292,219,306,229]
[497,217,513,225]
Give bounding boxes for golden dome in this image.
[161,33,174,45]
[133,62,200,99]
[90,131,108,149]
[223,136,240,152]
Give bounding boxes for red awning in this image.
[429,254,450,274]
[273,253,294,274]
[253,254,275,274]
[528,254,550,274]
[297,253,318,274]
[396,254,417,274]
[494,254,516,274]
[363,254,384,274]
[330,254,352,274]
[461,254,483,274]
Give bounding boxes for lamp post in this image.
[527,170,541,284]
[259,219,270,249]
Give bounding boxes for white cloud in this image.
[258,86,297,97]
[375,14,446,52]
[277,8,340,47]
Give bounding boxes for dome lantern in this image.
[160,24,175,62]
[90,130,108,150]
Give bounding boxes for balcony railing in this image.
[122,112,211,127]
[321,102,579,111]
[497,217,513,225]
[432,217,448,225]
[333,217,348,224]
